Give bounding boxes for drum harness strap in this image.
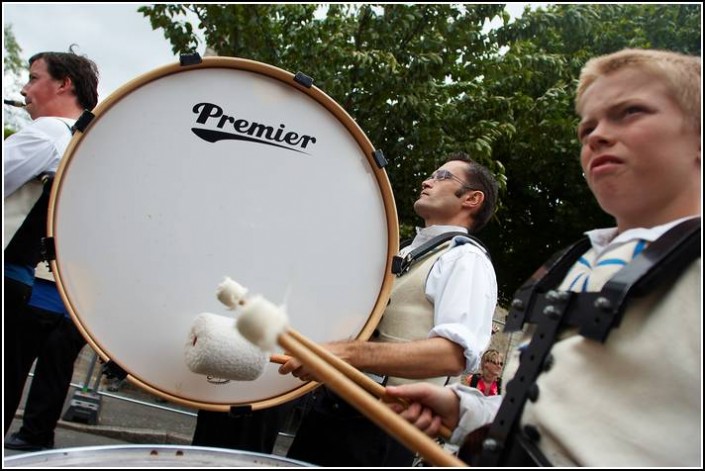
[474,217,701,467]
[369,231,490,389]
[391,231,490,276]
[5,174,55,268]
[6,120,76,267]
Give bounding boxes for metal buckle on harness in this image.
[392,254,412,276]
[364,372,388,386]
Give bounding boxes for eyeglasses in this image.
[487,360,503,366]
[427,169,474,189]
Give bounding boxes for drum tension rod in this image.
[72,110,95,133]
[102,360,128,381]
[229,405,254,419]
[41,236,56,263]
[180,52,202,67]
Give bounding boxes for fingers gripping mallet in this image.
[234,287,465,467]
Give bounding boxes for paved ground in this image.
[3,346,296,467]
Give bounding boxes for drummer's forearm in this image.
[329,337,465,379]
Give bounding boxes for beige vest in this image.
[374,243,456,386]
[512,258,701,466]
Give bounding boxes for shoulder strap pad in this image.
[392,231,488,276]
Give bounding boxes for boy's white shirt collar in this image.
[585,215,699,255]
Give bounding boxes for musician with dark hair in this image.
[4,46,99,445]
[279,153,500,466]
[385,48,701,467]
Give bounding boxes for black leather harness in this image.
[472,218,701,467]
[4,174,55,268]
[391,231,489,276]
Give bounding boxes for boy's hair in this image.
[576,48,701,132]
[29,45,99,110]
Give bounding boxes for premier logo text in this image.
[192,102,317,154]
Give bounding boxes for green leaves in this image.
[138,5,199,54]
[3,24,24,77]
[3,24,30,132]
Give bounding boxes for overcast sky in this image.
[4,4,181,101]
[3,3,546,103]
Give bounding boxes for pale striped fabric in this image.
[557,239,648,292]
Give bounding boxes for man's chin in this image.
[24,105,37,119]
[413,200,430,218]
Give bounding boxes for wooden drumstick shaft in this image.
[287,329,453,441]
[278,331,466,467]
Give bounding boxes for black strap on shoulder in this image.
[479,217,701,467]
[398,237,414,251]
[586,217,701,341]
[512,218,701,341]
[504,237,591,332]
[4,174,55,267]
[391,231,489,276]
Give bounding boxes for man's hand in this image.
[278,355,314,382]
[277,342,349,382]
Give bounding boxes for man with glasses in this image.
[280,152,499,467]
[385,48,700,467]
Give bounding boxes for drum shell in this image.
[48,57,398,411]
[3,445,313,467]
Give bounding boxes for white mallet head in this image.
[185,312,268,381]
[236,295,289,351]
[216,277,249,310]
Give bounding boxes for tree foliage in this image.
[3,24,29,135]
[483,3,701,301]
[139,4,511,236]
[140,4,701,303]
[4,24,24,77]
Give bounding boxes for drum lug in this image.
[373,149,388,169]
[102,360,128,381]
[41,236,56,263]
[180,52,202,67]
[72,110,95,134]
[293,72,314,88]
[229,405,254,418]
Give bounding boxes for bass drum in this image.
[48,57,398,411]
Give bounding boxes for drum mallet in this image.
[236,293,466,467]
[216,277,453,438]
[285,328,453,440]
[185,311,453,439]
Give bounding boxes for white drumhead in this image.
[49,57,398,410]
